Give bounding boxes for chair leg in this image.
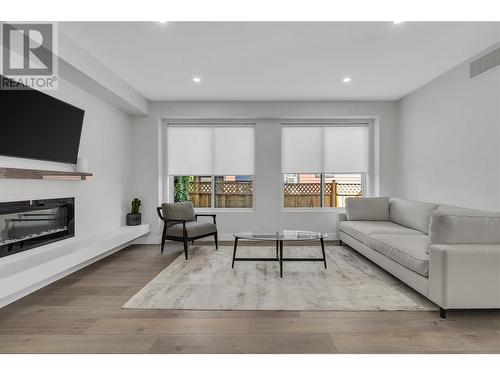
[160,224,166,253]
[183,239,189,260]
[214,232,219,250]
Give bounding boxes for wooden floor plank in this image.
[150,333,336,354]
[331,332,500,353]
[0,243,499,353]
[0,334,156,353]
[84,318,250,335]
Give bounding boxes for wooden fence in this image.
[189,181,253,208]
[187,181,361,208]
[283,182,362,207]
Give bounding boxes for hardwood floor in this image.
[0,244,499,354]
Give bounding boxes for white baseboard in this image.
[132,232,337,245]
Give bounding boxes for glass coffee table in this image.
[232,230,328,277]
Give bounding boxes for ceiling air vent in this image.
[470,46,500,79]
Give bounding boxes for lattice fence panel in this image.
[189,182,212,194]
[215,182,253,195]
[336,183,362,196]
[283,183,321,196]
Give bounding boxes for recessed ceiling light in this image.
[393,21,403,24]
[193,76,202,83]
[159,21,168,24]
[342,77,352,83]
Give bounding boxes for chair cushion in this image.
[368,234,429,277]
[345,197,390,221]
[166,221,217,238]
[339,220,423,245]
[389,198,438,234]
[162,201,195,222]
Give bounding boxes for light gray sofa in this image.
[338,197,500,318]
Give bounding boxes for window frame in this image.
[281,172,366,211]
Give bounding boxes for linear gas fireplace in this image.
[0,198,75,258]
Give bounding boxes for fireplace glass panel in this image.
[0,198,75,258]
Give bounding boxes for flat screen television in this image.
[0,75,85,164]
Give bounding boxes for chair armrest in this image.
[429,244,500,309]
[156,207,187,224]
[195,214,217,224]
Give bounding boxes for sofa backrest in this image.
[436,204,489,216]
[428,211,500,246]
[389,198,438,234]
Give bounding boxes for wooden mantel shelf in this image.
[0,167,93,181]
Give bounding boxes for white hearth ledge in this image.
[0,224,149,308]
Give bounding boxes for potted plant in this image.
[126,198,142,226]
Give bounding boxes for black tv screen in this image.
[0,75,85,164]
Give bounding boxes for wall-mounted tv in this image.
[0,75,85,164]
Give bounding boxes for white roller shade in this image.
[167,125,255,175]
[324,126,369,172]
[281,125,369,173]
[213,127,255,175]
[281,127,323,173]
[167,127,212,175]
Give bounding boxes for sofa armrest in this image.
[429,244,500,309]
[337,212,347,239]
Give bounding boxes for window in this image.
[168,124,255,209]
[283,174,321,207]
[173,175,254,208]
[283,173,363,208]
[281,123,369,208]
[215,175,253,208]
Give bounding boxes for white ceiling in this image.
[60,22,500,101]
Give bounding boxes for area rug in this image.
[123,245,436,311]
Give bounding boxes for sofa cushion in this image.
[339,220,423,245]
[428,212,500,247]
[162,201,196,222]
[368,234,429,277]
[389,198,438,234]
[166,221,217,238]
[345,197,390,221]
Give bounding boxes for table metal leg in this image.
[320,237,327,269]
[279,240,283,277]
[232,237,238,268]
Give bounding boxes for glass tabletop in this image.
[234,230,327,241]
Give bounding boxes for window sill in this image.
[195,208,256,213]
[281,208,346,213]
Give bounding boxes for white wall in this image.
[396,44,500,210]
[130,101,398,242]
[0,78,134,241]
